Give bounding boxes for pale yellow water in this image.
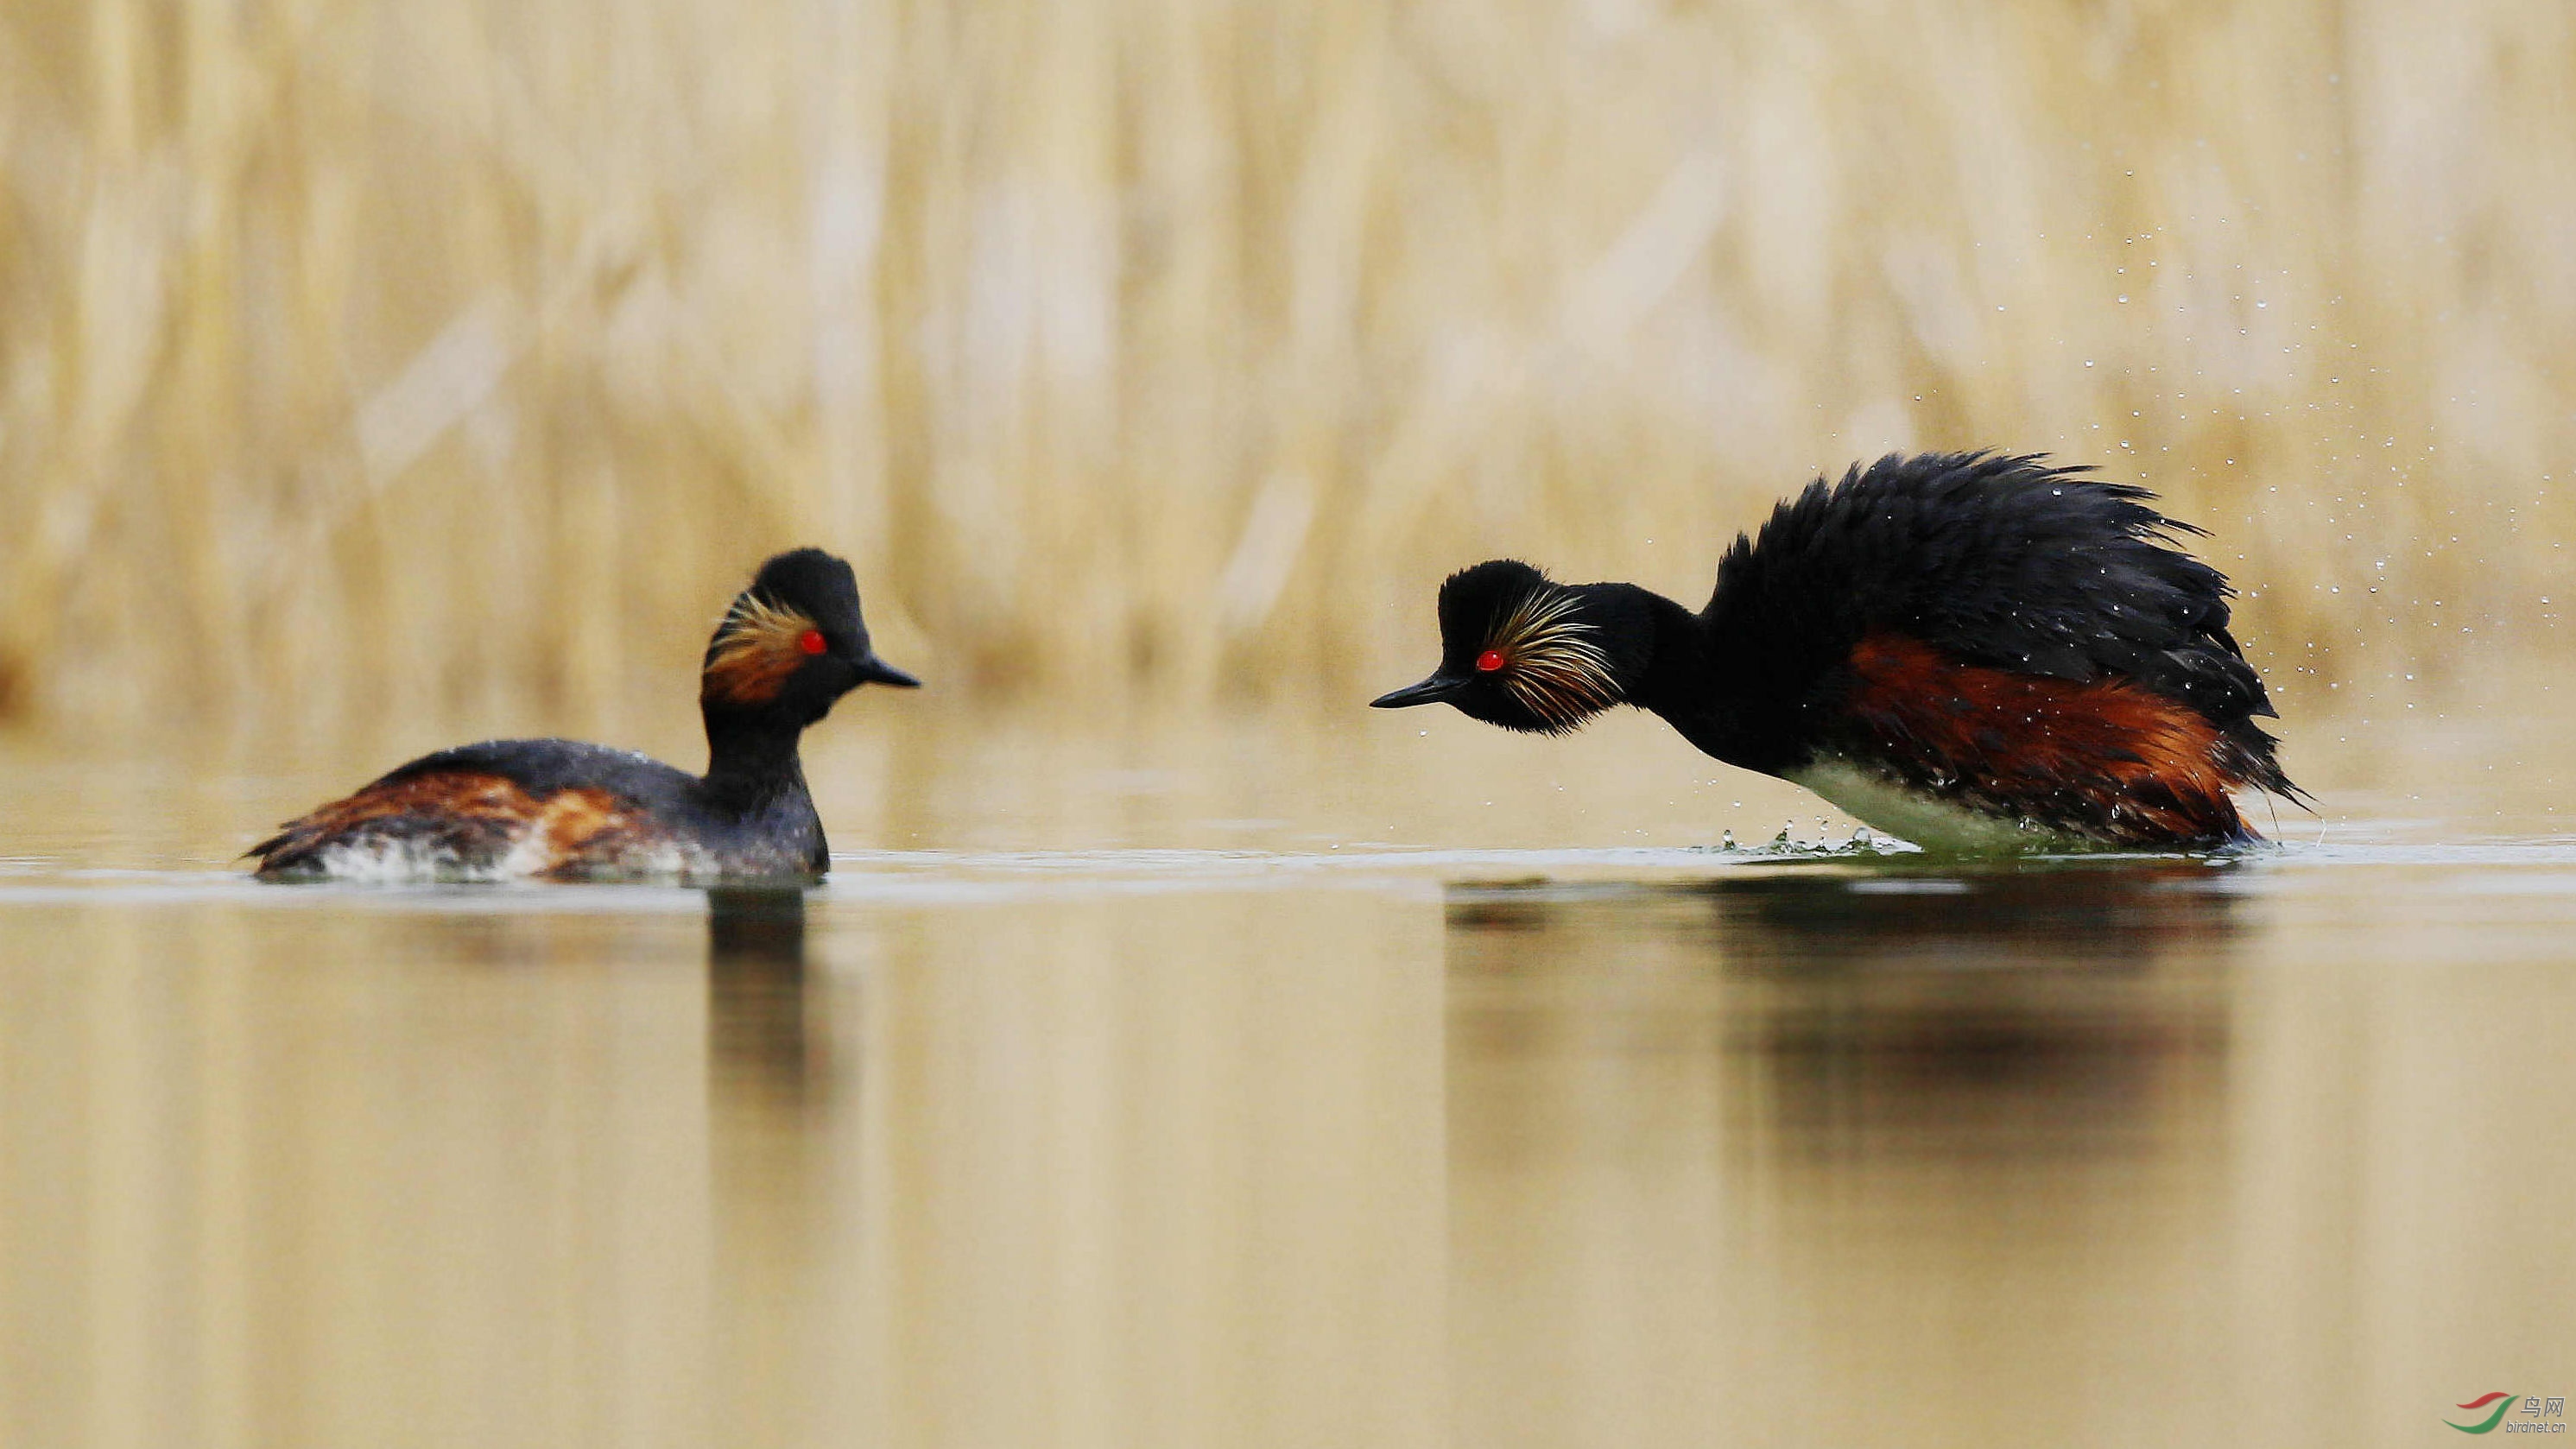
[2,702,2572,1448]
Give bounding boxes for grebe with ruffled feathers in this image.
[1371,452,2303,850]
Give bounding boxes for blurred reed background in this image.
[3,0,2571,735]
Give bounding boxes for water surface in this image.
[1,709,2570,1447]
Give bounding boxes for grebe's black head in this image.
[701,547,919,727]
[1370,560,1634,735]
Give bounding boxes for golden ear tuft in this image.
[1487,589,1617,731]
[703,592,820,706]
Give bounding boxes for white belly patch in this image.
[1783,756,2079,854]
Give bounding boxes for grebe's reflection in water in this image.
[1441,864,2252,1446]
[706,887,827,1117]
[1446,864,2244,1155]
[703,885,845,1431]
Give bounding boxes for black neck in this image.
[1620,586,1788,774]
[1618,587,1712,718]
[700,711,812,813]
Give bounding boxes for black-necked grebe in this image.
[251,548,917,880]
[1370,452,2303,850]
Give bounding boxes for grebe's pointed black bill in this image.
[1370,674,1468,710]
[855,656,921,688]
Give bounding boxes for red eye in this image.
[1475,649,1506,673]
[798,629,827,655]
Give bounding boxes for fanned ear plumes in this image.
[1485,585,1617,732]
[702,591,819,707]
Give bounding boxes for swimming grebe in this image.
[1370,452,2302,850]
[251,548,918,880]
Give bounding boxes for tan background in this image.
[3,0,2570,733]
